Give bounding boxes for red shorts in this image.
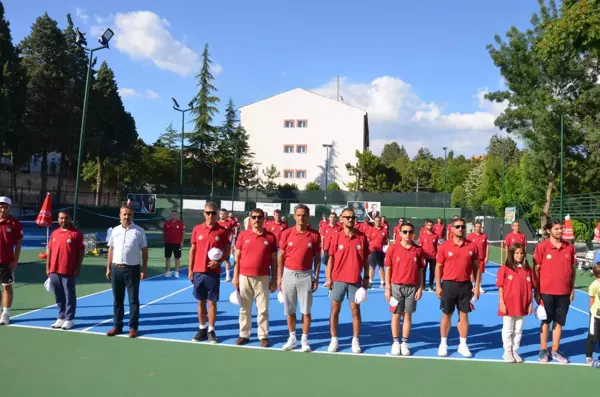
[479,259,486,273]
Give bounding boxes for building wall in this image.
[239,89,367,190]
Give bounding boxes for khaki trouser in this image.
[239,275,270,339]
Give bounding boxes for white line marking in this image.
[80,284,193,332]
[11,267,188,320]
[5,323,590,367]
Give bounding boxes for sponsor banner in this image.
[127,194,157,213]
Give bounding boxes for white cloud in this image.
[91,11,222,77]
[75,8,89,24]
[119,88,161,100]
[211,63,223,76]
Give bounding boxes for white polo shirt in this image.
[108,223,147,265]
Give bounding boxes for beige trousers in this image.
[239,275,270,339]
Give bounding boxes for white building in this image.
[239,88,370,190]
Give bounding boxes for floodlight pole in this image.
[172,100,194,222]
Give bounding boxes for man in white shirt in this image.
[105,206,148,338]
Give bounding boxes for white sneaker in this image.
[391,341,401,356]
[351,339,361,354]
[327,339,338,352]
[165,271,171,278]
[51,319,65,329]
[0,313,9,325]
[401,342,411,356]
[458,344,472,358]
[512,350,524,363]
[61,320,74,330]
[301,339,311,352]
[438,344,448,357]
[282,336,297,351]
[174,271,179,278]
[225,277,231,282]
[479,286,486,294]
[503,350,516,363]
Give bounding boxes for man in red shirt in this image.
[381,216,390,236]
[46,211,84,330]
[162,210,185,278]
[467,221,489,294]
[188,202,231,344]
[367,216,388,289]
[278,204,321,352]
[266,209,287,243]
[320,212,340,270]
[393,218,405,241]
[505,220,527,257]
[384,221,424,356]
[418,219,438,291]
[233,208,277,347]
[0,197,22,325]
[445,215,459,240]
[436,217,481,358]
[217,208,235,282]
[533,219,575,364]
[325,207,370,354]
[432,218,445,241]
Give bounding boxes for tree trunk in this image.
[95,154,104,207]
[56,153,66,205]
[541,176,555,232]
[40,149,48,202]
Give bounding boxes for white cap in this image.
[207,247,223,261]
[277,290,284,304]
[44,278,54,293]
[229,290,241,305]
[354,287,368,304]
[0,197,11,206]
[535,304,547,321]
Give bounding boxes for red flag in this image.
[563,215,575,241]
[35,193,52,227]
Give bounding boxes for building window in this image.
[283,145,294,153]
[296,169,306,179]
[297,120,307,128]
[296,145,307,153]
[284,120,295,128]
[283,169,294,178]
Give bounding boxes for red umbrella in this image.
[36,193,52,259]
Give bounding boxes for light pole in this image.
[172,97,195,222]
[501,143,506,244]
[73,28,114,226]
[442,146,448,224]
[559,114,564,221]
[231,140,238,212]
[254,162,262,204]
[322,143,332,212]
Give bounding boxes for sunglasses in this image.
[204,211,216,216]
[401,230,413,234]
[454,225,465,229]
[251,215,264,220]
[341,216,356,220]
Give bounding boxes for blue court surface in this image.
[10,261,594,365]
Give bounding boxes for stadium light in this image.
[172,97,195,222]
[73,27,114,226]
[322,143,333,211]
[442,146,448,224]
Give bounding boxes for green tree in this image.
[463,160,485,211]
[487,134,519,165]
[380,142,403,167]
[262,164,279,192]
[451,186,466,208]
[305,182,320,191]
[327,181,341,191]
[346,150,390,192]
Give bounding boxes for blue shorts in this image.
[193,272,220,302]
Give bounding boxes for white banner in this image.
[257,202,282,215]
[329,205,346,215]
[183,199,206,210]
[220,200,245,212]
[289,203,316,215]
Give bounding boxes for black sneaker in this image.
[208,330,218,344]
[192,329,208,342]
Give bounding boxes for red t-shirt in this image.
[367,226,388,252]
[446,224,454,239]
[505,232,527,250]
[418,231,438,260]
[235,230,277,277]
[191,223,230,274]
[0,216,23,264]
[436,239,479,282]
[432,223,444,240]
[467,232,488,262]
[533,239,575,295]
[384,242,424,285]
[266,221,287,243]
[279,227,321,271]
[329,230,370,284]
[321,224,342,252]
[496,265,534,316]
[217,219,234,242]
[163,220,185,244]
[48,227,84,276]
[393,224,401,241]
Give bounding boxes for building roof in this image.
[238,88,366,112]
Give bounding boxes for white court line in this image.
[11,267,189,320]
[80,284,193,332]
[6,323,590,368]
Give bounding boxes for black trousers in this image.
[586,315,600,357]
[111,264,141,330]
[422,259,436,288]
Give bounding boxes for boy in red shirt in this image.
[218,208,234,282]
[418,219,438,291]
[162,210,185,278]
[505,221,527,257]
[0,196,22,325]
[367,216,388,288]
[467,221,489,294]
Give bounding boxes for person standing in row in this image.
[278,204,321,352]
[106,206,148,338]
[436,217,481,358]
[445,215,459,240]
[418,219,438,291]
[233,208,277,347]
[46,211,84,330]
[367,216,388,289]
[266,209,287,243]
[467,221,489,294]
[433,218,444,242]
[189,201,230,343]
[162,210,185,278]
[218,208,234,282]
[0,197,22,325]
[320,212,341,271]
[505,220,527,257]
[384,221,424,356]
[585,263,600,367]
[325,207,370,354]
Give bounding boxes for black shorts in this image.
[440,280,472,314]
[369,251,385,268]
[540,294,570,326]
[164,244,182,259]
[0,263,14,286]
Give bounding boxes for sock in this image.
[331,336,338,342]
[460,337,467,346]
[301,334,308,341]
[393,337,399,343]
[402,337,408,344]
[352,337,359,344]
[226,270,231,279]
[441,337,448,346]
[290,331,296,339]
[199,324,207,330]
[208,326,214,332]
[2,307,10,315]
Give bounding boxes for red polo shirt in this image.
[266,221,287,242]
[191,223,230,274]
[279,227,321,271]
[0,216,23,264]
[384,242,424,285]
[217,219,234,242]
[367,226,388,252]
[163,220,185,244]
[48,227,84,276]
[533,239,575,295]
[436,238,479,282]
[393,224,401,241]
[329,230,370,284]
[433,223,444,240]
[235,229,276,276]
[321,224,342,252]
[505,232,527,250]
[418,230,438,260]
[446,224,454,239]
[467,232,488,261]
[496,264,534,316]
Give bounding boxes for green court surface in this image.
[0,245,597,396]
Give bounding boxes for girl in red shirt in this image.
[496,243,534,364]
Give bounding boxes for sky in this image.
[4,0,542,158]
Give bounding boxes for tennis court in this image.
[0,244,597,396]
